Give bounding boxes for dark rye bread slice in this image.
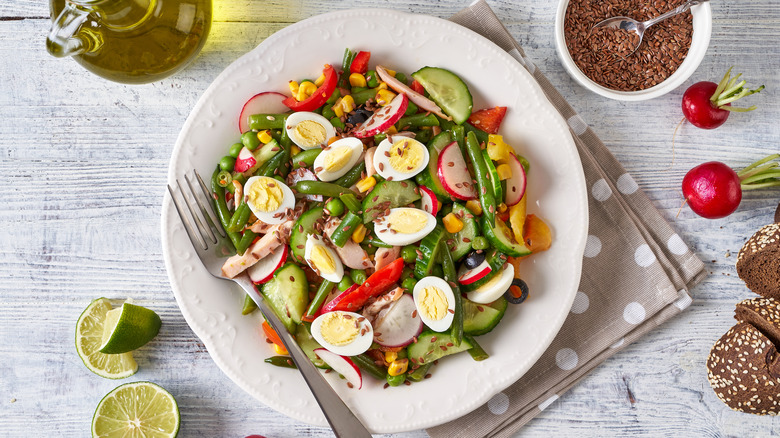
[735,297,780,347]
[736,223,780,299]
[706,322,780,415]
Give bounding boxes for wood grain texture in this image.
[2,0,780,437]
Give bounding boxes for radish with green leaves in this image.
[682,67,764,130]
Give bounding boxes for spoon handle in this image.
[643,0,709,28]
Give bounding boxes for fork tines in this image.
[167,170,225,251]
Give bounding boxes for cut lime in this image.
[99,301,162,354]
[76,298,138,379]
[92,381,180,438]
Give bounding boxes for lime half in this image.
[92,381,180,438]
[76,298,138,379]
[99,301,162,354]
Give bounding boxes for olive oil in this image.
[49,0,212,84]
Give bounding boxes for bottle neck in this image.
[70,0,157,31]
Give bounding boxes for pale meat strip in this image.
[374,246,400,272]
[221,221,292,278]
[323,218,373,270]
[375,65,451,121]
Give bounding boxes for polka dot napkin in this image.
[427,2,707,437]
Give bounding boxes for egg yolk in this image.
[294,120,327,148]
[320,312,359,346]
[323,146,352,172]
[310,244,336,274]
[247,177,284,212]
[388,209,427,234]
[418,286,448,321]
[388,139,424,173]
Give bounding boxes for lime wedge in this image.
[92,381,180,438]
[99,301,162,354]
[76,298,138,379]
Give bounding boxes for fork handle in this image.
[235,275,373,438]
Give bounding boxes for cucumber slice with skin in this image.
[295,323,328,369]
[412,67,473,125]
[482,215,531,257]
[408,330,474,365]
[482,148,503,203]
[415,131,453,199]
[449,202,479,261]
[261,263,309,333]
[460,248,508,292]
[289,206,324,261]
[414,225,446,279]
[362,180,421,223]
[463,297,508,336]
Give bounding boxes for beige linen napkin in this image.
[427,2,708,437]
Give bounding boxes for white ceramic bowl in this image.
[554,0,712,101]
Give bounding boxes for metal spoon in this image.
[592,0,708,57]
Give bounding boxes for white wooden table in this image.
[3,1,779,436]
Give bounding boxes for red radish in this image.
[682,67,764,130]
[372,294,423,348]
[238,92,288,133]
[319,284,359,314]
[353,93,408,138]
[313,348,363,389]
[504,153,527,206]
[437,141,478,200]
[247,246,288,284]
[419,186,439,216]
[234,146,258,173]
[458,260,492,285]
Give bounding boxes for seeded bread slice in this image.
[735,297,780,347]
[707,322,780,415]
[736,223,780,299]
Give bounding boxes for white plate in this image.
[162,8,588,433]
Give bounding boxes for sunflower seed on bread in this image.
[736,223,780,299]
[735,297,780,345]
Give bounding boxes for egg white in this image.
[285,111,336,150]
[304,234,344,283]
[373,137,429,181]
[311,311,373,356]
[312,137,364,182]
[413,277,455,332]
[374,208,436,246]
[466,263,515,304]
[242,176,295,225]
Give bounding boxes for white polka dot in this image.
[623,302,646,325]
[487,392,509,415]
[634,244,656,267]
[555,348,579,371]
[610,338,625,349]
[616,173,638,194]
[674,290,693,310]
[567,114,588,136]
[591,178,613,202]
[667,234,688,255]
[538,394,559,411]
[570,291,590,314]
[583,235,602,258]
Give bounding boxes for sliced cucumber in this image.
[461,248,508,292]
[415,131,453,199]
[482,148,503,203]
[295,324,328,369]
[290,206,324,260]
[254,139,280,166]
[450,202,479,261]
[261,263,309,333]
[482,215,531,257]
[408,330,474,365]
[414,225,446,279]
[412,67,473,125]
[463,297,507,336]
[362,180,421,223]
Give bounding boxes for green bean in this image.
[352,354,386,381]
[339,48,356,88]
[257,150,286,177]
[349,269,367,285]
[404,101,419,116]
[465,131,496,227]
[364,236,392,248]
[304,280,334,319]
[440,241,463,347]
[235,230,257,255]
[394,72,408,84]
[330,211,362,247]
[330,116,345,130]
[227,202,250,232]
[352,87,378,105]
[338,276,354,291]
[373,133,386,144]
[464,121,490,145]
[292,148,322,169]
[414,128,432,144]
[241,294,257,315]
[210,167,241,251]
[333,161,366,188]
[216,170,232,188]
[293,180,353,198]
[326,87,342,105]
[264,355,296,369]
[386,373,406,387]
[465,335,489,361]
[339,193,362,214]
[324,198,345,217]
[248,113,288,131]
[365,70,379,88]
[397,113,440,130]
[350,86,367,94]
[321,106,336,120]
[407,362,432,382]
[279,124,292,149]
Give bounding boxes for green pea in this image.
[241,131,261,151]
[219,156,236,172]
[338,276,354,292]
[325,198,345,217]
[350,269,367,285]
[401,245,418,263]
[401,277,417,292]
[228,142,244,158]
[401,267,415,280]
[472,236,489,250]
[432,264,444,278]
[386,373,406,387]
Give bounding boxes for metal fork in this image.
[167,170,372,438]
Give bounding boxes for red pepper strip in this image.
[410,80,425,95]
[261,321,287,354]
[321,258,404,313]
[282,64,338,112]
[350,51,371,74]
[467,106,507,135]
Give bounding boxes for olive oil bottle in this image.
[48,0,212,84]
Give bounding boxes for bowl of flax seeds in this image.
[554,0,712,101]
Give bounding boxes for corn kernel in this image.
[384,68,397,77]
[388,358,408,376]
[376,81,388,90]
[496,163,512,181]
[340,95,356,113]
[356,176,376,193]
[349,73,367,88]
[498,203,507,213]
[352,224,367,244]
[288,80,300,96]
[297,81,317,101]
[443,212,464,234]
[465,200,483,216]
[384,351,398,363]
[385,125,398,135]
[376,89,396,106]
[314,73,326,86]
[273,343,288,355]
[333,101,345,118]
[487,134,512,162]
[290,145,302,156]
[257,130,273,144]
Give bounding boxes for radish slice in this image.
[247,246,288,284]
[458,260,492,285]
[353,93,408,138]
[419,186,439,216]
[375,65,451,121]
[504,153,527,206]
[437,141,478,200]
[373,294,423,348]
[234,146,257,173]
[314,348,363,389]
[239,92,288,133]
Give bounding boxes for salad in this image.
[209,48,552,389]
